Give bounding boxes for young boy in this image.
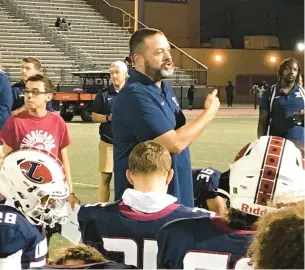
[0,74,78,206]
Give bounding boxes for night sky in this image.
[200,0,304,50]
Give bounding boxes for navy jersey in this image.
[0,205,47,269]
[157,216,255,269]
[92,85,118,144]
[78,201,213,269]
[192,168,230,209]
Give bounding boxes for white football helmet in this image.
[0,148,70,227]
[230,136,305,217]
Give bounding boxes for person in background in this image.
[186,84,195,110]
[55,17,61,28]
[225,81,234,107]
[92,61,128,202]
[11,57,53,115]
[258,57,305,147]
[60,18,68,31]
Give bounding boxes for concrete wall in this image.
[171,48,304,86]
[108,0,200,48]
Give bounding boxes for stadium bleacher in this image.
[2,0,195,85]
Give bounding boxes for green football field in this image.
[49,113,259,257]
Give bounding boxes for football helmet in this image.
[230,136,305,217]
[0,148,70,227]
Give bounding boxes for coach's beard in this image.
[160,66,174,79]
[144,62,174,82]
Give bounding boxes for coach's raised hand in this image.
[204,89,220,116]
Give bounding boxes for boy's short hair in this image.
[129,141,172,174]
[26,74,54,93]
[22,57,42,71]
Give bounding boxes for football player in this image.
[192,167,229,215]
[191,142,261,214]
[0,148,69,269]
[76,141,214,269]
[157,136,305,269]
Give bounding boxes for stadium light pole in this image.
[134,0,139,32]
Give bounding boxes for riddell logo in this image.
[241,203,267,216]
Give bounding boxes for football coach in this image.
[111,28,220,207]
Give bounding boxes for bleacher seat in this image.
[3,0,194,85]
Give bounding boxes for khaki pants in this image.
[99,140,113,173]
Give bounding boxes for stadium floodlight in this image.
[297,42,304,51]
[215,55,222,62]
[269,56,277,63]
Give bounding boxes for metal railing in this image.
[87,0,208,85]
[2,0,94,69]
[1,0,208,85]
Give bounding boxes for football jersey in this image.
[192,168,230,208]
[0,205,47,269]
[157,216,255,269]
[78,201,213,269]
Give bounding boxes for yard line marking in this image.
[74,182,98,188]
[192,159,227,164]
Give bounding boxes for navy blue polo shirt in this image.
[112,69,194,207]
[0,71,12,131]
[92,84,118,144]
[260,84,304,144]
[11,81,53,111]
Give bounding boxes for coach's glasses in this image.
[22,90,48,96]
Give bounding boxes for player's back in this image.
[0,204,47,269]
[157,216,255,269]
[78,201,212,268]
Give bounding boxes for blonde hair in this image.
[129,141,172,174]
[48,244,108,265]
